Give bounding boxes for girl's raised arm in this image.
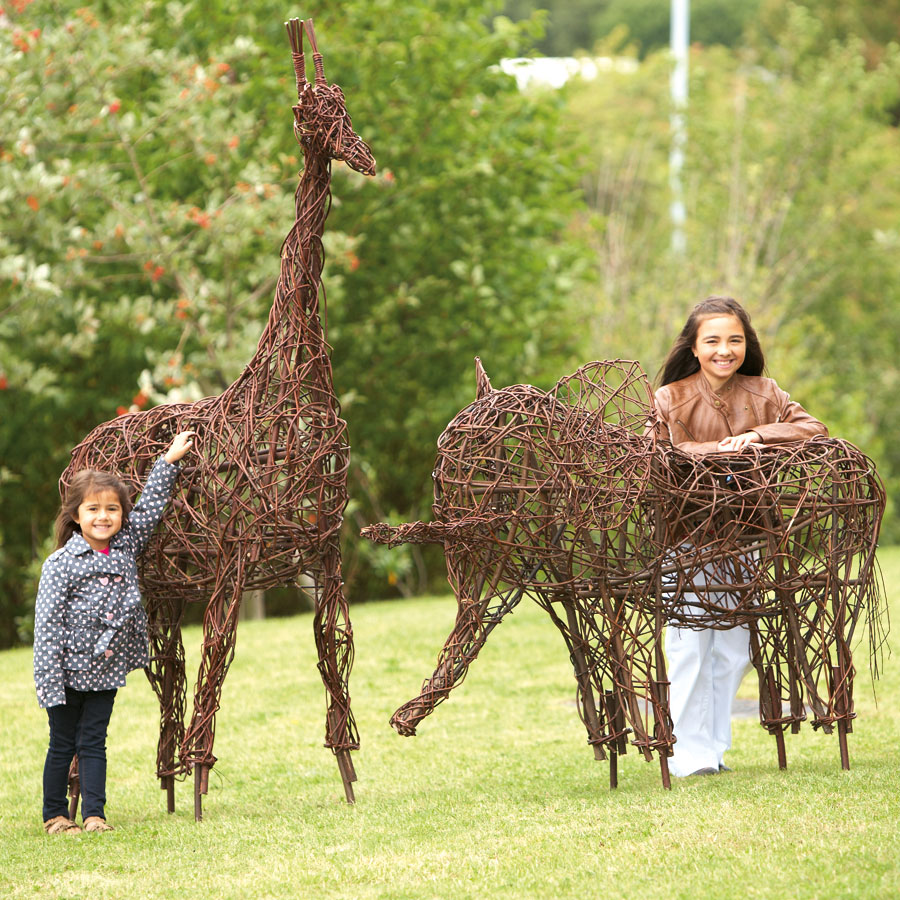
[128,432,195,554]
[164,430,196,464]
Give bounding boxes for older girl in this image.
[655,297,826,777]
[34,432,194,833]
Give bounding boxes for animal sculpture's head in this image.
[362,359,657,554]
[430,359,657,531]
[287,18,376,176]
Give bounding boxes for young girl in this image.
[655,296,826,777]
[33,431,195,833]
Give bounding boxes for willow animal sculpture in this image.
[648,437,886,772]
[365,359,675,787]
[363,359,886,788]
[61,18,374,819]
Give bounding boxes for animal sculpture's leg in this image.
[650,572,674,789]
[533,590,613,765]
[536,589,656,790]
[563,525,670,787]
[390,553,527,736]
[747,619,789,769]
[821,535,856,768]
[311,542,359,803]
[832,648,854,770]
[811,570,855,769]
[181,578,243,821]
[757,512,826,751]
[144,590,188,813]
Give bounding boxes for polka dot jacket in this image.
[33,457,180,709]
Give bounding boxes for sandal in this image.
[44,816,82,835]
[83,816,114,833]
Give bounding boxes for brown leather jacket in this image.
[654,371,827,454]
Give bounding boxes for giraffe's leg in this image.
[181,577,243,821]
[310,541,359,804]
[144,589,187,813]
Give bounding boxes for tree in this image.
[566,8,900,533]
[593,0,761,57]
[755,0,900,70]
[500,0,602,55]
[500,0,762,57]
[0,6,306,642]
[0,0,587,643]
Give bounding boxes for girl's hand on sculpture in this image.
[717,431,762,453]
[164,431,197,464]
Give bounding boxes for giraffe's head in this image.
[286,18,376,176]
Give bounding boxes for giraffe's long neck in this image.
[284,150,332,327]
[231,150,335,401]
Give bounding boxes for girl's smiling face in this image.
[74,490,123,551]
[692,314,746,390]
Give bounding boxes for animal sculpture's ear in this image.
[303,18,327,86]
[474,357,492,400]
[285,18,307,95]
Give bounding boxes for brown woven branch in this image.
[365,359,886,786]
[62,18,374,815]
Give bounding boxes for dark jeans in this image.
[43,686,117,822]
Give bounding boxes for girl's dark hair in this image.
[54,470,134,549]
[657,295,765,387]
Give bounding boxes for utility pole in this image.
[670,0,689,255]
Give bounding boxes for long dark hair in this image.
[657,295,765,387]
[54,470,134,549]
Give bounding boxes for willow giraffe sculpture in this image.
[62,18,374,818]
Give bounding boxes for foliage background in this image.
[2,0,899,646]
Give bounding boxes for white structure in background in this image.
[670,0,689,255]
[499,56,638,91]
[503,6,689,257]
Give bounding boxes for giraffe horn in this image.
[303,18,327,86]
[474,357,493,399]
[285,18,307,95]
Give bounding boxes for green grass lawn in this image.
[2,549,899,900]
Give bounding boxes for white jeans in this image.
[666,620,751,776]
[664,552,754,776]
